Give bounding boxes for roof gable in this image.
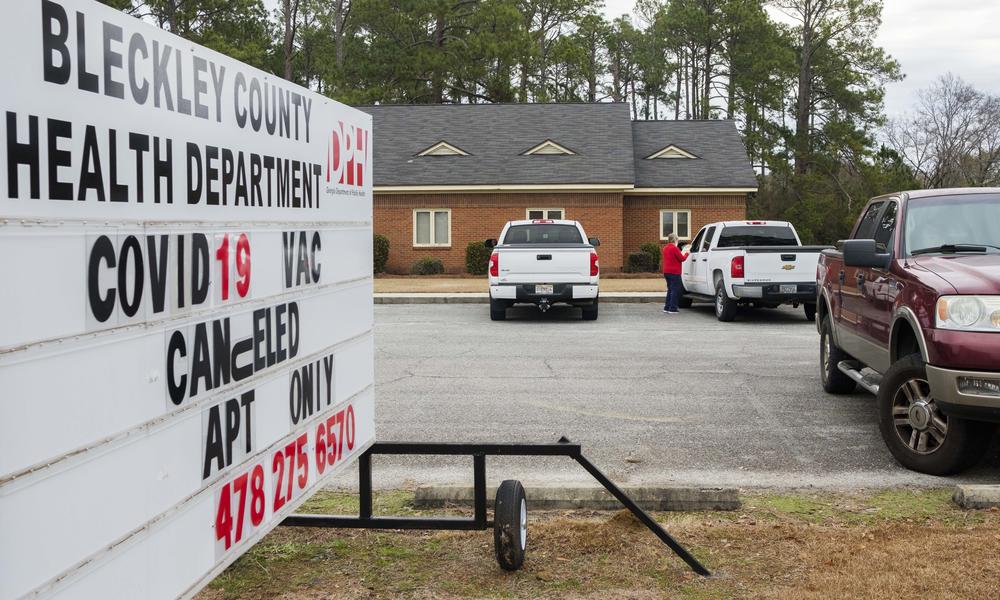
[645,144,698,160]
[522,139,576,156]
[416,141,470,156]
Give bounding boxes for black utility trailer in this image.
[283,437,710,576]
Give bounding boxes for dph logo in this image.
[326,121,369,187]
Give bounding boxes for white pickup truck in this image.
[680,220,830,321]
[485,220,600,321]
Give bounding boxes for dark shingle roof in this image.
[357,104,757,189]
[631,120,757,188]
[358,103,634,186]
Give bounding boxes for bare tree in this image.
[887,74,1000,188]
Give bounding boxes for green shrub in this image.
[411,257,445,275]
[639,242,661,270]
[465,241,492,275]
[625,252,658,273]
[373,234,390,274]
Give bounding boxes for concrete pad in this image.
[953,485,1000,509]
[414,485,740,511]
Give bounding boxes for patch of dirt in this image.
[200,491,1000,600]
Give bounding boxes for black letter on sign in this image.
[191,233,209,306]
[288,369,302,425]
[76,12,99,93]
[41,0,70,85]
[203,404,224,479]
[6,112,40,199]
[311,231,322,283]
[147,234,168,314]
[48,118,73,201]
[166,329,187,406]
[118,235,144,318]
[225,398,240,465]
[186,142,203,205]
[79,124,106,201]
[88,235,116,323]
[288,302,299,358]
[189,322,212,397]
[240,391,255,453]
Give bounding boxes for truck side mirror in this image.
[484,239,497,248]
[588,237,601,247]
[843,239,891,269]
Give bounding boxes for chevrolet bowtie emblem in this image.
[782,264,795,270]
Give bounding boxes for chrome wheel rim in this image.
[821,332,831,382]
[519,498,527,549]
[716,290,724,316]
[892,377,947,455]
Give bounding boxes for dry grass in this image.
[374,277,664,293]
[199,489,1000,600]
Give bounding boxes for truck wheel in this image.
[804,303,816,322]
[581,298,599,321]
[820,316,856,394]
[877,354,994,475]
[714,281,738,322]
[490,298,507,321]
[493,480,527,571]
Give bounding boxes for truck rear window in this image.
[503,225,583,244]
[716,226,798,248]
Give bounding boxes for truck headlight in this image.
[936,296,1000,332]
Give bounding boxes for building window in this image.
[413,209,451,246]
[521,140,576,155]
[526,208,564,220]
[660,210,691,240]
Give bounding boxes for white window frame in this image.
[413,209,452,247]
[526,208,565,220]
[659,209,692,241]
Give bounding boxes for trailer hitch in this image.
[283,437,711,576]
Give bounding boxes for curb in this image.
[414,485,741,511]
[375,293,664,304]
[953,484,1000,509]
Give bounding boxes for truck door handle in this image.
[781,254,796,261]
[701,258,707,262]
[536,254,552,260]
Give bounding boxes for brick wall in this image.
[375,192,624,273]
[622,195,747,257]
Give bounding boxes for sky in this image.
[601,0,1000,117]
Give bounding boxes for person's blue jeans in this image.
[664,274,683,311]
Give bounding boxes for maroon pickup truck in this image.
[818,188,1000,475]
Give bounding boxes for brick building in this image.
[359,103,757,273]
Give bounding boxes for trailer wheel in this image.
[493,480,527,571]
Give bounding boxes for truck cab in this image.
[818,188,1000,474]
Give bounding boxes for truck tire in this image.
[493,480,527,571]
[581,298,599,321]
[804,303,816,322]
[490,298,507,321]
[820,316,856,394]
[714,281,738,322]
[877,354,994,475]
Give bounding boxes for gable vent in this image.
[645,145,698,160]
[417,141,470,157]
[522,140,576,156]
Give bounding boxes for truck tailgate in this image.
[742,246,830,283]
[497,246,592,283]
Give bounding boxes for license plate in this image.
[780,284,797,294]
[535,284,554,295]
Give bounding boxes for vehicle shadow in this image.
[502,305,592,322]
[685,303,815,325]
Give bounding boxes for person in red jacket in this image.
[661,233,689,313]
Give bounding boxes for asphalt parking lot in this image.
[356,302,1000,490]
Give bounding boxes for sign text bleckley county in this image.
[4,0,369,210]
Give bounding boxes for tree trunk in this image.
[795,12,814,175]
[334,0,347,70]
[675,58,681,119]
[282,0,300,82]
[431,12,446,103]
